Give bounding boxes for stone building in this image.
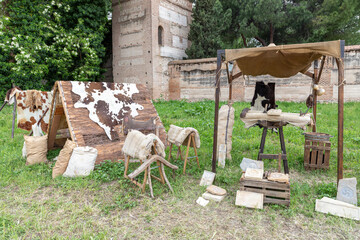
[112,0,192,99]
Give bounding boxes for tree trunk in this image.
[269,23,274,44]
[241,34,248,47]
[255,36,266,46]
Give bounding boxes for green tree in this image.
[221,0,360,47]
[186,0,231,59]
[0,0,112,99]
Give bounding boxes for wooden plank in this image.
[305,145,331,151]
[264,197,290,206]
[259,154,287,160]
[240,179,290,191]
[310,141,318,166]
[240,187,290,199]
[48,114,62,149]
[317,142,324,166]
[324,142,331,167]
[304,140,311,167]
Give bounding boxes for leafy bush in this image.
[0,0,111,98]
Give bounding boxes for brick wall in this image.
[167,46,360,102]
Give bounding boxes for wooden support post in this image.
[336,57,344,183]
[312,60,319,132]
[11,96,16,138]
[192,134,200,168]
[183,135,192,174]
[212,49,224,173]
[168,143,173,161]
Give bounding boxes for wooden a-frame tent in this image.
[47,81,167,164]
[212,40,345,182]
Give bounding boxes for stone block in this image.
[240,158,264,172]
[267,172,290,184]
[315,197,360,220]
[196,197,209,207]
[244,168,264,180]
[202,192,225,202]
[199,170,215,186]
[336,178,357,205]
[235,190,263,209]
[206,185,227,196]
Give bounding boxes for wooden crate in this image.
[239,176,290,206]
[304,139,331,170]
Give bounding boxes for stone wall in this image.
[168,46,360,102]
[112,0,192,99]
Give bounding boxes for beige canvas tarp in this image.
[225,40,341,78]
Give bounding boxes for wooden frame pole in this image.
[212,50,225,173]
[312,60,319,132]
[336,57,344,182]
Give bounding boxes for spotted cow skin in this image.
[16,91,52,133]
[71,81,144,140]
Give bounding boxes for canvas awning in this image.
[225,40,341,78]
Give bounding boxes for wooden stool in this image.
[257,121,289,174]
[124,147,178,198]
[168,132,200,174]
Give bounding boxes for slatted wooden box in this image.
[303,133,331,170]
[239,176,290,206]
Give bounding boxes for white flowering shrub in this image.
[0,0,112,98]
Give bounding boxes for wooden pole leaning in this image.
[336,57,344,183]
[212,50,225,173]
[11,95,17,138]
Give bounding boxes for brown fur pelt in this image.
[25,90,42,111]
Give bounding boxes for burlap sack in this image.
[63,146,98,177]
[217,105,235,162]
[52,139,77,178]
[24,135,48,165]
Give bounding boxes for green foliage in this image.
[0,0,111,99]
[186,0,231,58]
[219,0,360,48]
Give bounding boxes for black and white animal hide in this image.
[251,81,277,111]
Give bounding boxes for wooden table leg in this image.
[124,155,129,178]
[168,143,173,162]
[142,167,148,193]
[258,127,268,160]
[192,135,200,168]
[147,166,154,198]
[183,136,192,174]
[279,127,289,174]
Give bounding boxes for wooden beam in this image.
[336,57,344,183]
[317,56,326,83]
[303,71,314,79]
[232,71,243,80]
[212,50,224,173]
[312,60,319,132]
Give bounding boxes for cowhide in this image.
[251,81,277,111]
[71,81,144,140]
[16,90,52,132]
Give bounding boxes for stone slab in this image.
[315,197,360,221]
[202,192,226,202]
[218,144,226,168]
[240,158,264,172]
[267,173,290,184]
[244,168,264,180]
[235,190,263,209]
[199,170,216,186]
[196,197,209,207]
[206,185,227,196]
[336,178,358,206]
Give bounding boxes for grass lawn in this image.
[0,100,359,239]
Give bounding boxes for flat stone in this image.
[336,178,357,206]
[267,172,290,184]
[315,197,360,220]
[235,190,263,209]
[202,192,226,202]
[218,144,226,168]
[196,197,209,207]
[206,185,227,196]
[240,158,264,172]
[244,168,264,180]
[199,170,216,186]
